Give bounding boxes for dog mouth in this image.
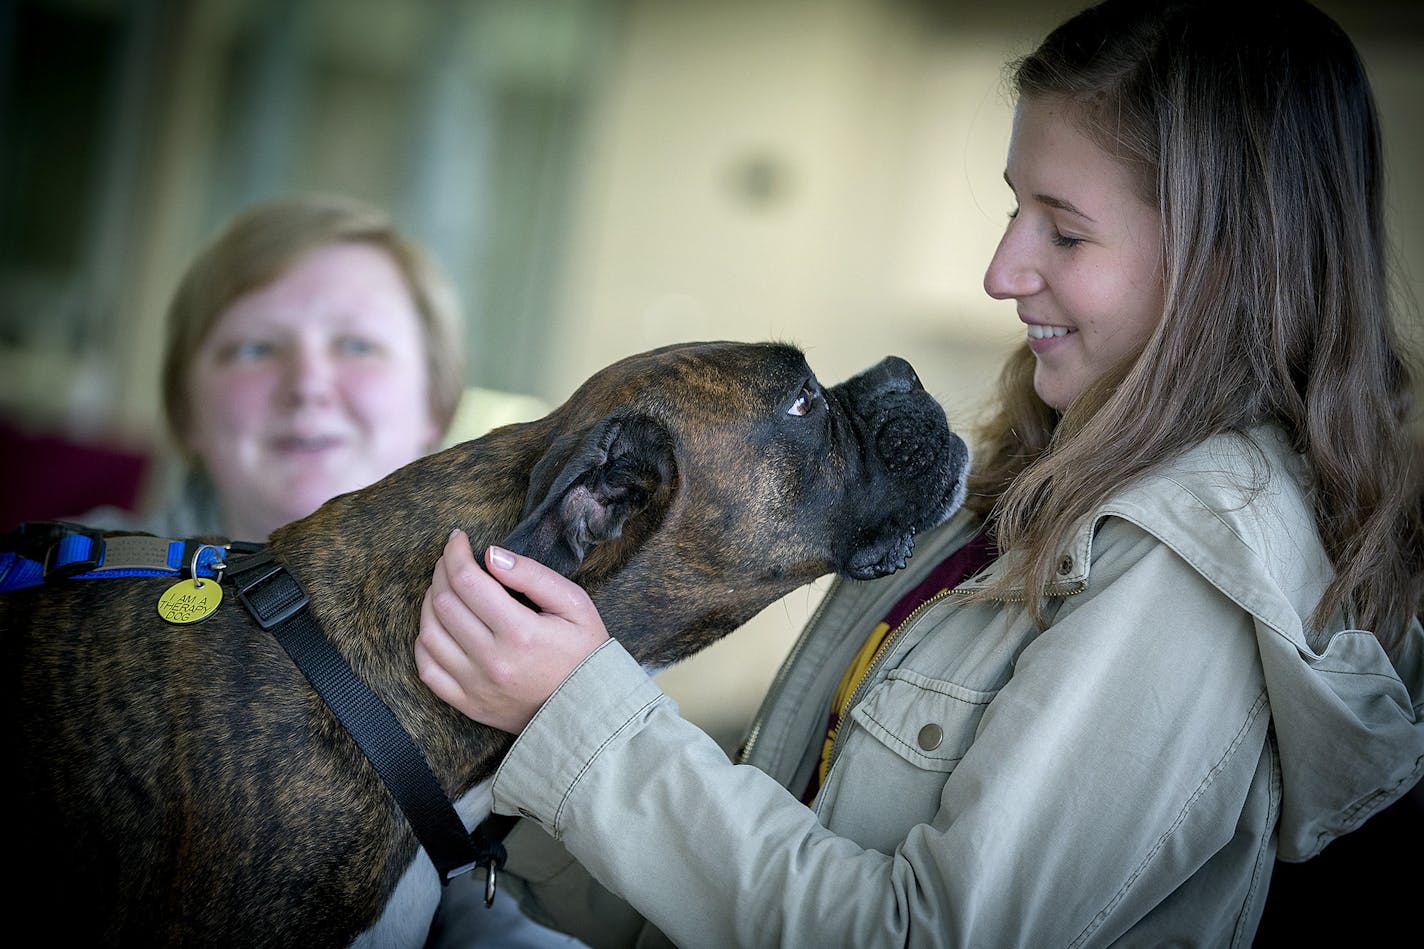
[820,357,972,582]
[841,433,970,581]
[845,528,919,580]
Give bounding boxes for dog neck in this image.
[263,433,543,794]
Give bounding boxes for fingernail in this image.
[489,546,515,570]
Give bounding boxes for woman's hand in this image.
[415,529,610,733]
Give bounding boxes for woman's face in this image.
[184,241,440,540]
[983,96,1165,412]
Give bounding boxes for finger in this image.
[436,535,543,637]
[439,528,481,587]
[425,531,464,604]
[413,634,469,710]
[483,545,595,621]
[418,588,483,666]
[422,563,472,651]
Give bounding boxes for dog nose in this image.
[875,413,941,476]
[880,356,922,391]
[846,356,923,401]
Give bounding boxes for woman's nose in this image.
[983,221,1043,301]
[280,343,335,405]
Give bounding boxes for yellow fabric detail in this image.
[817,620,892,786]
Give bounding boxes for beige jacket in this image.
[489,428,1424,948]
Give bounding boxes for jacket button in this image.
[917,723,943,751]
[1057,555,1074,575]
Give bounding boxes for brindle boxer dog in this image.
[2,341,968,948]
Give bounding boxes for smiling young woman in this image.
[411,2,1422,945]
[984,95,1166,415]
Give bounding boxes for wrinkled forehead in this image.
[580,342,810,423]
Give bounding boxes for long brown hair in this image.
[966,0,1423,653]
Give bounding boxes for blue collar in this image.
[0,522,243,593]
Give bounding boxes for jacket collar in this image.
[949,516,1092,601]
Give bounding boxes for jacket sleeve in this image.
[489,518,1272,948]
[487,819,675,949]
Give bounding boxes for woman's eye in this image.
[336,336,377,356]
[225,340,275,363]
[787,386,815,417]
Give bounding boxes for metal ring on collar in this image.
[190,544,226,588]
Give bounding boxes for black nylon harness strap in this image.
[226,550,507,895]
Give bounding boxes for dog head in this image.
[495,341,969,666]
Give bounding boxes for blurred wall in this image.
[0,0,616,445]
[533,0,1424,747]
[1,0,1421,748]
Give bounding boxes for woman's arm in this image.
[418,520,1272,947]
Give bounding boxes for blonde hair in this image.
[967,0,1422,653]
[161,194,466,449]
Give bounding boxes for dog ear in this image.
[499,412,676,578]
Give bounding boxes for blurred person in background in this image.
[88,193,463,541]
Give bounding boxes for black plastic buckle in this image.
[230,551,309,630]
[42,531,104,580]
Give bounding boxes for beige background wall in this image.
[536,0,1424,748]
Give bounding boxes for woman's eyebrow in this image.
[1037,193,1096,222]
[1002,170,1096,223]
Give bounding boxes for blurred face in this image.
[184,242,439,540]
[983,96,1165,412]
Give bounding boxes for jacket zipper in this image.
[737,577,842,765]
[946,579,1087,603]
[823,587,955,777]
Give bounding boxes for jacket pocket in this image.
[816,669,998,854]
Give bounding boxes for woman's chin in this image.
[271,479,358,526]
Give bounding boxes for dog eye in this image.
[787,386,816,417]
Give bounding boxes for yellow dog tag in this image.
[157,579,222,624]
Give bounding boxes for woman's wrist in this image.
[492,639,664,830]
